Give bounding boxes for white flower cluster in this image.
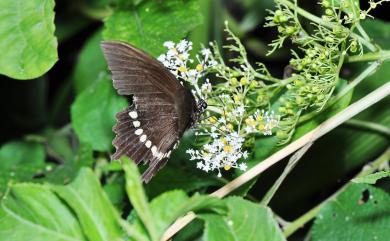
[157,40,216,99]
[187,131,248,177]
[244,110,279,135]
[157,40,280,178]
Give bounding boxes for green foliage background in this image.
[0,0,389,240]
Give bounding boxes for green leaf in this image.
[361,19,390,48]
[45,142,94,185]
[151,191,225,238]
[145,164,220,199]
[71,75,127,151]
[122,157,158,241]
[131,189,226,240]
[73,29,107,94]
[52,168,123,241]
[312,184,390,241]
[103,0,202,56]
[200,197,286,241]
[352,171,390,184]
[0,184,85,241]
[0,141,46,198]
[0,0,58,79]
[0,168,124,241]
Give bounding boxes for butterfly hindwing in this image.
[101,41,194,182]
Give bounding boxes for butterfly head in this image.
[197,99,208,113]
[189,98,207,128]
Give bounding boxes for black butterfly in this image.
[101,41,207,183]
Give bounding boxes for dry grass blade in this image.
[162,81,390,241]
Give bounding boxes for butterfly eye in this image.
[198,99,208,112]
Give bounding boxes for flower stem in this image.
[283,147,390,237]
[347,50,390,63]
[260,142,313,206]
[344,119,390,137]
[277,0,377,51]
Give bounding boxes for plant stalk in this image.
[260,142,313,206]
[347,50,390,63]
[344,119,390,137]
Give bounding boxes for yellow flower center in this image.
[258,124,265,131]
[178,54,186,60]
[245,118,256,127]
[178,66,187,72]
[196,64,203,71]
[256,115,263,122]
[223,145,233,153]
[209,116,217,123]
[226,123,233,130]
[224,165,231,171]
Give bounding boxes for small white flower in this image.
[177,39,190,52]
[157,54,166,62]
[163,41,175,49]
[201,48,211,56]
[239,163,247,171]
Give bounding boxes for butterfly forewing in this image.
[101,41,194,182]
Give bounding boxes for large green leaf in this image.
[71,76,127,151]
[0,168,124,241]
[312,184,390,241]
[52,168,123,241]
[0,184,85,241]
[129,189,226,240]
[73,29,107,94]
[0,0,58,79]
[103,0,202,56]
[145,165,220,199]
[45,141,94,185]
[0,141,46,198]
[150,190,225,239]
[200,197,286,241]
[122,157,158,240]
[123,158,225,240]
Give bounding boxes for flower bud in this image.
[240,77,247,85]
[230,77,238,86]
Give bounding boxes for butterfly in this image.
[101,41,207,183]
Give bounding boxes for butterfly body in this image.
[101,41,204,182]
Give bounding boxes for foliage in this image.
[311,184,390,241]
[0,0,389,240]
[0,0,58,80]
